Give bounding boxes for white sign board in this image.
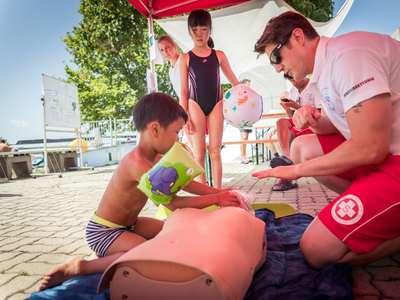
[42,74,81,128]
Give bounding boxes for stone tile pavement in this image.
[0,161,399,299]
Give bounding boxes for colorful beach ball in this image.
[223,84,263,129]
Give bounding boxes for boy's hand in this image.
[219,187,239,193]
[215,191,240,207]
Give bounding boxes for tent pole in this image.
[148,10,156,92]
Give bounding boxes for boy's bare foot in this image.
[36,256,84,292]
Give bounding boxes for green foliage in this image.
[285,0,334,22]
[18,271,29,276]
[221,84,232,95]
[63,0,173,121]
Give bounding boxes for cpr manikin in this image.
[98,207,267,300]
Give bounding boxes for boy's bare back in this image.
[95,146,155,227]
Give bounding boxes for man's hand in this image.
[292,105,321,129]
[252,165,300,182]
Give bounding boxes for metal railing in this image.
[80,118,137,150]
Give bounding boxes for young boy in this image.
[36,93,239,292]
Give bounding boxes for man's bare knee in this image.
[291,135,322,164]
[300,237,326,270]
[276,118,291,130]
[300,218,349,269]
[209,147,221,160]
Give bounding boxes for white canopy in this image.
[392,27,400,41]
[156,0,354,111]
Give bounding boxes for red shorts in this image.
[317,135,400,254]
[317,134,366,181]
[288,119,314,137]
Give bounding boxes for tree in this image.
[63,0,173,121]
[286,0,334,22]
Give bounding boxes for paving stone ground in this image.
[0,160,399,300]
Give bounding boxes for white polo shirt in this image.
[289,81,322,113]
[309,33,400,155]
[169,55,181,99]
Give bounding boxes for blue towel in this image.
[28,209,353,300]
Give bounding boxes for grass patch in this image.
[18,271,29,276]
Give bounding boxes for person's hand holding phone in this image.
[280,98,301,110]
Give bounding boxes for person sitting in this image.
[0,139,12,152]
[238,79,253,164]
[266,75,321,191]
[36,93,240,292]
[270,74,322,169]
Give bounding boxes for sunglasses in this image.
[270,30,294,65]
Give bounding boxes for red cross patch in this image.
[331,195,363,225]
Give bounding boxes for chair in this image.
[31,157,44,172]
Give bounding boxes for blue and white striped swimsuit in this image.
[86,213,138,257]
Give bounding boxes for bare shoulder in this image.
[215,50,226,58]
[215,50,227,63]
[117,148,151,183]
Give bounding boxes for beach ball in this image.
[223,84,263,129]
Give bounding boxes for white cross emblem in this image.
[331,195,363,225]
[337,200,356,218]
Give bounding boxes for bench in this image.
[47,150,78,173]
[0,152,32,180]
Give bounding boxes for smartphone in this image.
[281,98,290,102]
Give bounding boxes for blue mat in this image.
[28,209,353,300]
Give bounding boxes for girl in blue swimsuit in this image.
[180,10,239,189]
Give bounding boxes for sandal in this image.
[270,156,294,168]
[241,159,250,164]
[271,181,298,192]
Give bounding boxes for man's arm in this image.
[253,94,392,180]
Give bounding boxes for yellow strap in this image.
[91,213,125,228]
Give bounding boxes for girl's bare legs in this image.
[188,99,207,184]
[207,101,224,189]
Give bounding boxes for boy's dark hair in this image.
[0,139,5,143]
[133,93,188,132]
[254,11,319,57]
[188,10,214,48]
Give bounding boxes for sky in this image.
[1,0,399,145]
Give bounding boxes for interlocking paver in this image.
[0,160,398,299]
